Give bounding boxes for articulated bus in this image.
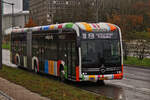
[11,22,123,82]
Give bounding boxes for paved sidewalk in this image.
[0,90,13,100]
[0,77,50,100]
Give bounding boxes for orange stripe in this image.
[81,22,92,32]
[50,61,53,74]
[89,75,95,80]
[114,74,123,79]
[76,66,80,81]
[107,23,117,31]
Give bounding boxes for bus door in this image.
[65,41,76,79]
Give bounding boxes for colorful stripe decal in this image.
[58,24,63,29]
[44,60,59,76]
[57,60,61,76]
[65,23,74,28]
[45,60,49,74]
[76,66,80,81]
[81,22,92,32]
[89,75,95,81]
[107,23,117,31]
[83,73,123,81]
[92,24,97,28]
[64,65,67,79]
[112,75,114,79]
[48,60,54,75]
[50,25,55,29]
[96,24,100,29]
[43,26,49,31]
[114,74,123,79]
[99,23,110,31]
[12,22,118,33]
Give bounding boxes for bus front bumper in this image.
[81,73,123,81]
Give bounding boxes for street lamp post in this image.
[0,1,15,69]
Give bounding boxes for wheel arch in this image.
[32,56,39,72]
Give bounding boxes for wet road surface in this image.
[78,66,150,100]
[2,49,150,100]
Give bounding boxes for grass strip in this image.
[0,66,111,100]
[124,56,150,67]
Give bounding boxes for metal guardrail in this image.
[0,90,14,100]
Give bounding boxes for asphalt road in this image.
[2,49,150,100]
[78,66,150,100]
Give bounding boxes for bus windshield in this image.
[81,39,121,65]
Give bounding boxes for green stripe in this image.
[65,23,74,28]
[64,65,67,79]
[82,74,85,80]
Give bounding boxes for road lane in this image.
[80,66,150,100]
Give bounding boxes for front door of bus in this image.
[65,42,76,79]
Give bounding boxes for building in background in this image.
[29,0,102,25]
[2,11,29,35]
[23,0,29,11]
[29,0,79,25]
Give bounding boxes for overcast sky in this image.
[3,0,22,14]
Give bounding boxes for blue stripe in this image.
[43,26,49,31]
[106,24,110,31]
[112,75,114,79]
[45,60,49,74]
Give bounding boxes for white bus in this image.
[11,22,123,82]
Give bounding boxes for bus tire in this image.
[97,80,105,85]
[59,66,65,82]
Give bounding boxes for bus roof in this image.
[12,22,117,33]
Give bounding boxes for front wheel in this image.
[60,70,65,82]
